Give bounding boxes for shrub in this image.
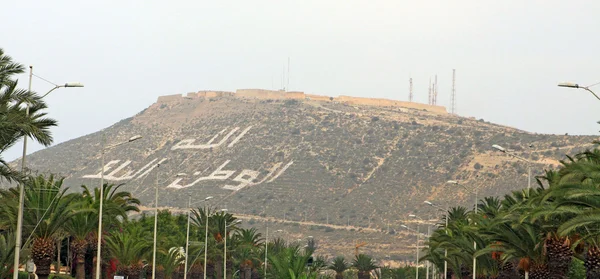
[284,99,299,106]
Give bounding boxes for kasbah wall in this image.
[156,89,447,114]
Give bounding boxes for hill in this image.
[17,89,596,263]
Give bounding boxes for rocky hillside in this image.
[17,91,597,262]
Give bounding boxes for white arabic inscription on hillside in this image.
[81,126,293,191]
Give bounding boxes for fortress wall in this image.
[236,89,285,99]
[285,91,306,99]
[305,94,332,102]
[157,89,447,114]
[157,94,183,103]
[336,95,447,113]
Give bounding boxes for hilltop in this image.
[18,89,596,262]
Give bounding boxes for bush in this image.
[474,163,483,170]
[284,99,299,106]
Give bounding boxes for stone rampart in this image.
[157,89,446,113]
[337,96,447,113]
[305,94,332,102]
[157,94,184,103]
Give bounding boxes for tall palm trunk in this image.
[357,271,370,279]
[32,237,55,279]
[239,261,252,279]
[497,261,518,279]
[528,263,550,279]
[71,239,88,279]
[546,236,573,279]
[585,246,600,279]
[117,263,143,279]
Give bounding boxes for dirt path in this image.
[137,206,381,233]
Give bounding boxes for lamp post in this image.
[401,223,420,279]
[222,215,241,279]
[151,171,186,279]
[95,135,142,279]
[408,217,429,279]
[203,199,212,279]
[13,66,84,279]
[184,196,213,279]
[492,144,532,190]
[558,81,600,101]
[151,164,160,279]
[425,201,448,279]
[264,226,268,279]
[447,180,479,279]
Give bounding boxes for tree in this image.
[105,222,151,279]
[352,254,377,279]
[328,256,348,279]
[0,49,56,182]
[19,175,81,279]
[231,227,263,279]
[267,245,315,279]
[64,192,96,279]
[0,232,16,279]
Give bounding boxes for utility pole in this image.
[433,75,438,105]
[451,69,456,114]
[428,78,432,105]
[409,77,413,102]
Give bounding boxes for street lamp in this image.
[223,217,241,279]
[152,171,187,279]
[13,66,84,279]
[401,223,421,279]
[183,196,212,279]
[96,135,142,279]
[424,201,448,279]
[492,144,532,189]
[202,198,212,279]
[447,180,479,279]
[558,81,600,101]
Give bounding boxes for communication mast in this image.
[409,77,413,102]
[432,75,438,105]
[428,78,432,105]
[451,69,456,114]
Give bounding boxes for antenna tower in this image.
[432,75,438,105]
[451,69,456,114]
[409,77,413,102]
[287,57,290,91]
[428,78,432,105]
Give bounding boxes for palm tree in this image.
[0,80,56,182]
[105,222,151,279]
[0,232,16,279]
[20,175,81,279]
[81,183,140,272]
[352,254,377,279]
[0,48,25,84]
[267,244,315,279]
[328,256,348,279]
[232,227,263,279]
[64,193,96,279]
[0,48,57,183]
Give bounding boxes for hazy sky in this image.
[3,1,600,160]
